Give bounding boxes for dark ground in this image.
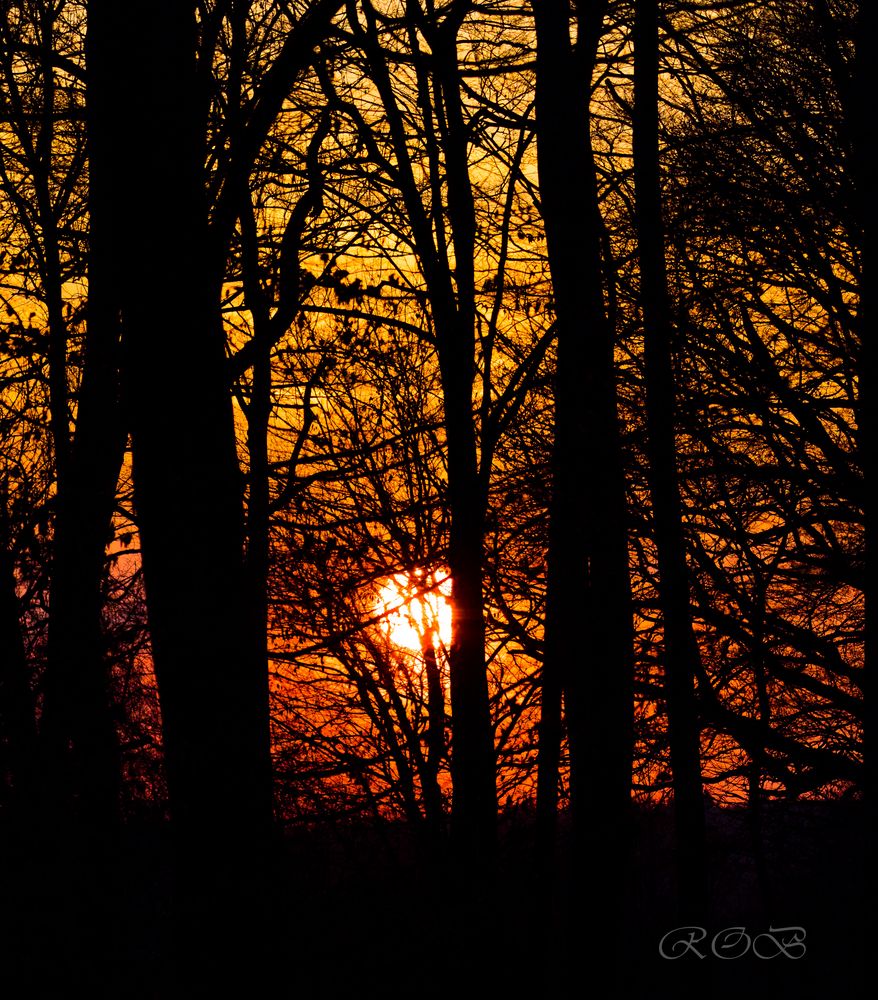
[1,800,868,997]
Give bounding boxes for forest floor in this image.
[1,799,867,997]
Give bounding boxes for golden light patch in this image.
[375,570,452,654]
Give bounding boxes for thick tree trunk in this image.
[532,0,634,941]
[632,0,707,920]
[104,0,274,963]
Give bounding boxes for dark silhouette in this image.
[531,0,635,951]
[632,0,707,920]
[98,1,274,980]
[39,0,126,835]
[343,0,498,869]
[0,0,866,993]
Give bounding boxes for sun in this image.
[375,570,452,654]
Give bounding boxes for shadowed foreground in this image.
[1,801,866,998]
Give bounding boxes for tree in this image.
[88,4,274,977]
[653,0,862,807]
[531,0,634,945]
[336,0,498,866]
[0,0,123,828]
[632,0,706,918]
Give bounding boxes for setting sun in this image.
[375,571,452,654]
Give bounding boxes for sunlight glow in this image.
[375,570,452,654]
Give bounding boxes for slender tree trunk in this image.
[442,356,496,864]
[231,0,271,708]
[0,511,37,813]
[350,4,497,867]
[244,347,273,808]
[40,0,128,828]
[532,0,634,943]
[422,635,446,839]
[850,0,875,881]
[534,644,563,864]
[105,0,274,964]
[242,292,273,824]
[748,607,773,915]
[632,0,707,920]
[433,31,497,868]
[230,2,272,735]
[34,2,69,492]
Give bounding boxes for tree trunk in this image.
[0,513,37,813]
[422,635,446,839]
[241,272,273,830]
[34,2,70,492]
[350,3,498,866]
[850,0,875,878]
[442,357,496,865]
[104,0,274,965]
[432,28,497,868]
[532,0,634,944]
[632,0,707,920]
[39,0,128,829]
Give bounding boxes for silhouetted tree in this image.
[39,0,126,832]
[632,0,706,919]
[0,493,37,814]
[531,0,634,945]
[90,5,275,979]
